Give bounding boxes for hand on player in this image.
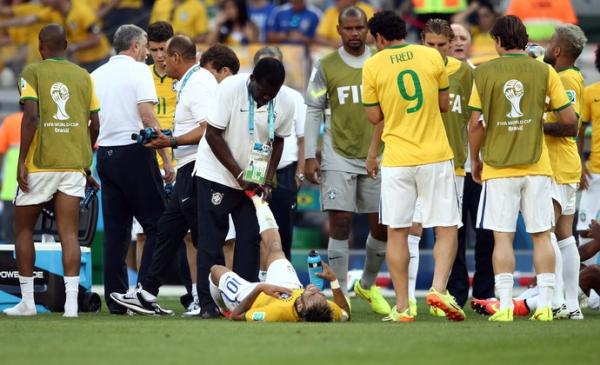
[17,161,29,193]
[304,158,321,184]
[366,156,379,179]
[471,158,483,184]
[588,220,600,241]
[580,164,591,190]
[163,160,175,184]
[144,133,171,149]
[260,284,292,298]
[316,262,336,282]
[86,175,100,189]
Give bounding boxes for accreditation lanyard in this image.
[248,94,275,143]
[176,65,200,103]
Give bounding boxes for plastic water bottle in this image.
[307,250,324,290]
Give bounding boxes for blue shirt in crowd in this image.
[267,4,322,42]
[249,3,276,43]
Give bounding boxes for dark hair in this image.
[252,58,285,87]
[421,18,454,41]
[490,15,528,51]
[596,45,600,73]
[218,0,251,43]
[338,6,367,25]
[167,35,197,61]
[302,302,333,322]
[147,21,173,43]
[200,44,240,75]
[478,0,496,15]
[367,11,407,42]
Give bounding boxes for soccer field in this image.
[1,299,598,365]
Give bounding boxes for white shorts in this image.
[413,174,465,224]
[14,171,85,206]
[551,182,578,216]
[381,160,461,228]
[217,259,302,311]
[477,176,554,233]
[578,173,600,231]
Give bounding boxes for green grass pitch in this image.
[1,298,599,365]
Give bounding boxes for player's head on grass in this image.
[295,284,333,322]
[114,24,148,62]
[421,18,454,60]
[367,11,407,51]
[165,35,197,80]
[38,23,67,60]
[450,23,471,61]
[337,6,368,55]
[543,24,587,67]
[147,22,174,71]
[200,44,240,83]
[249,58,285,107]
[490,15,528,54]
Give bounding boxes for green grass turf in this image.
[1,298,599,365]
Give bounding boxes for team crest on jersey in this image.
[50,82,70,120]
[503,79,525,118]
[566,90,576,104]
[326,188,337,200]
[251,312,265,321]
[211,192,224,205]
[580,212,586,222]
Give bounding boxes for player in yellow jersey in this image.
[209,188,351,322]
[541,24,587,319]
[468,16,577,322]
[362,11,463,322]
[150,0,209,43]
[579,46,600,264]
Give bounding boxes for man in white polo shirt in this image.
[92,24,174,314]
[194,58,294,318]
[109,37,233,317]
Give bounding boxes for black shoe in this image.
[180,293,194,309]
[199,306,222,319]
[110,284,174,316]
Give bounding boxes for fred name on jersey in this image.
[337,85,364,105]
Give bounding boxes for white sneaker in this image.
[182,300,201,317]
[568,309,584,320]
[3,301,37,316]
[552,304,569,319]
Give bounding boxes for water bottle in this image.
[307,250,324,290]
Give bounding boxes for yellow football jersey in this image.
[150,64,176,169]
[244,289,348,322]
[150,0,208,38]
[582,82,600,174]
[11,2,45,64]
[544,67,584,184]
[468,64,570,180]
[38,0,111,64]
[362,44,453,167]
[316,3,375,44]
[19,64,100,173]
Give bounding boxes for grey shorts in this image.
[320,170,380,213]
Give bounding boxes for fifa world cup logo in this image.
[50,82,70,120]
[503,79,525,118]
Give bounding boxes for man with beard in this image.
[304,6,389,315]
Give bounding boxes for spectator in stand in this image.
[0,0,112,72]
[0,108,22,244]
[267,0,322,45]
[452,0,498,65]
[248,0,275,44]
[207,0,258,45]
[94,0,148,43]
[150,0,209,43]
[315,0,374,48]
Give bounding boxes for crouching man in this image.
[209,189,351,322]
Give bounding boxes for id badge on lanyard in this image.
[243,94,275,185]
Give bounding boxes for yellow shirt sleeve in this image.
[437,55,449,91]
[89,77,100,112]
[468,83,482,110]
[19,76,38,101]
[582,87,591,123]
[193,3,209,35]
[560,73,581,117]
[361,59,378,106]
[547,66,570,112]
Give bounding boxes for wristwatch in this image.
[296,173,305,182]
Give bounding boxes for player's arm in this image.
[579,88,592,190]
[17,100,39,192]
[467,83,484,184]
[0,15,37,29]
[138,101,174,183]
[304,61,327,184]
[205,124,247,183]
[366,121,383,178]
[266,136,284,187]
[230,284,293,321]
[543,68,578,137]
[89,112,100,147]
[316,262,351,319]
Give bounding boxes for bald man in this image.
[4,24,100,317]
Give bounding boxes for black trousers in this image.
[97,144,165,313]
[141,161,198,296]
[447,173,495,307]
[270,162,298,259]
[196,177,260,310]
